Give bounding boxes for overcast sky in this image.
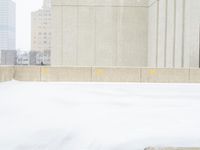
[13,0,43,51]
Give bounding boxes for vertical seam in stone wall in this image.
[94,3,97,66]
[90,67,93,82]
[76,0,79,65]
[13,66,16,80]
[182,0,186,68]
[40,67,42,81]
[61,6,64,65]
[116,7,119,66]
[139,68,142,82]
[199,25,200,68]
[156,0,159,67]
[189,68,191,82]
[173,0,177,68]
[164,0,168,67]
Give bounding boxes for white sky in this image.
[13,0,43,51]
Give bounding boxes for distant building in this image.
[0,0,16,51]
[29,50,50,65]
[31,0,51,53]
[16,51,29,65]
[42,50,51,65]
[0,50,16,65]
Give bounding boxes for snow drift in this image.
[0,81,200,150]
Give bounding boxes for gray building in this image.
[16,51,29,65]
[0,50,16,65]
[29,50,50,65]
[0,0,16,51]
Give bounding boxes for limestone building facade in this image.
[51,0,200,68]
[148,0,200,68]
[51,0,148,66]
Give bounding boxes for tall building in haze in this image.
[0,0,16,51]
[31,0,51,65]
[31,0,51,53]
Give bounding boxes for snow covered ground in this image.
[0,81,200,150]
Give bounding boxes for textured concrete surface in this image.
[41,67,92,82]
[148,0,200,68]
[92,67,140,82]
[141,68,190,83]
[51,0,148,67]
[1,66,200,83]
[0,66,14,82]
[14,66,41,81]
[190,69,200,83]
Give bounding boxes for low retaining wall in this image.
[92,67,140,82]
[1,66,200,83]
[41,67,91,82]
[141,68,190,83]
[0,66,14,82]
[14,66,41,81]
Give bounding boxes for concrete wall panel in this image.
[174,0,184,68]
[0,67,14,82]
[118,7,148,66]
[183,0,191,68]
[14,67,41,81]
[41,67,92,82]
[77,7,95,66]
[188,0,200,67]
[53,0,148,6]
[148,0,200,68]
[52,0,148,67]
[92,67,140,82]
[52,0,78,5]
[148,2,157,67]
[2,66,200,83]
[51,6,63,65]
[62,7,78,65]
[157,0,166,67]
[78,0,95,5]
[190,69,200,83]
[166,0,175,68]
[95,7,118,66]
[141,68,189,83]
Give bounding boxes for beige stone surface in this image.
[148,0,200,68]
[141,68,190,83]
[52,0,148,6]
[190,69,200,83]
[51,6,63,65]
[77,7,95,66]
[41,67,92,82]
[14,66,41,81]
[0,67,14,82]
[92,67,140,82]
[2,66,200,83]
[51,0,148,67]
